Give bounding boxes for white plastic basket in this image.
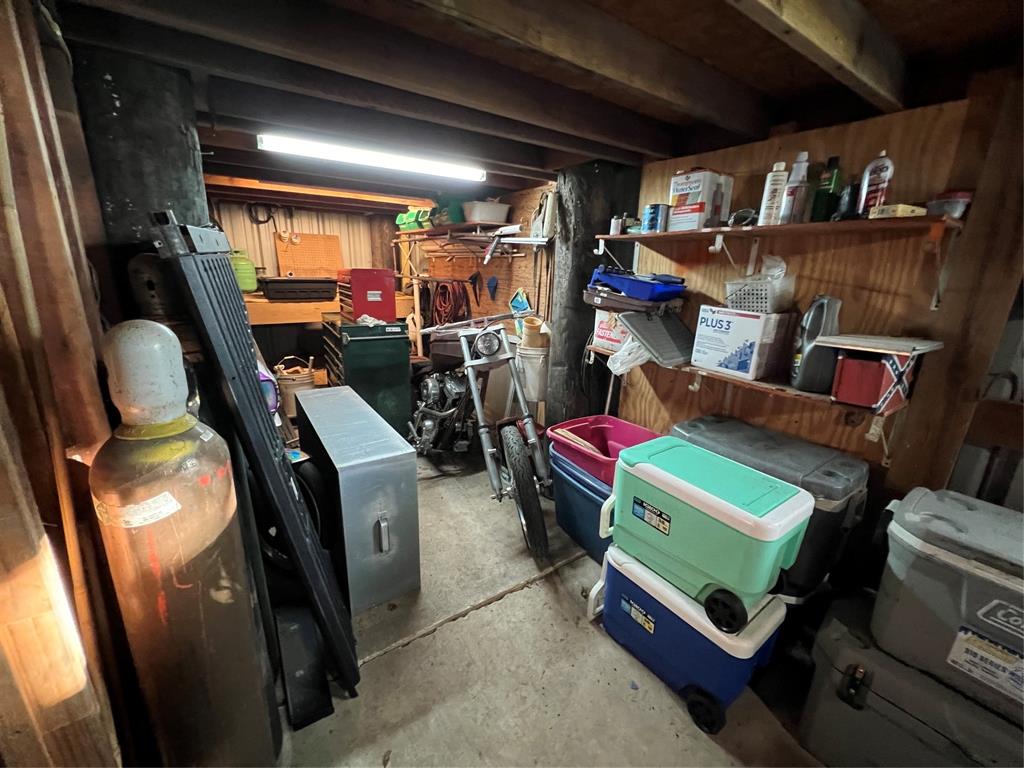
[724,274,794,313]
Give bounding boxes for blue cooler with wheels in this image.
[550,444,612,562]
[593,544,785,733]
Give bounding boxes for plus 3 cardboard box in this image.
[692,306,794,381]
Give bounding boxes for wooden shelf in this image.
[395,221,509,238]
[597,215,962,260]
[676,365,895,414]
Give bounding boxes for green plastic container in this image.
[230,251,258,293]
[600,436,813,632]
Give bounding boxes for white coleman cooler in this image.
[871,488,1024,726]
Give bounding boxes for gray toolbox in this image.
[872,488,1023,726]
[800,598,1023,767]
[672,415,867,600]
[297,387,420,616]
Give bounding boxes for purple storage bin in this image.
[547,415,661,487]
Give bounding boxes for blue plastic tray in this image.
[589,266,685,302]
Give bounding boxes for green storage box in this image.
[324,317,411,435]
[600,436,813,632]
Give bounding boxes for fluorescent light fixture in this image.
[257,133,486,182]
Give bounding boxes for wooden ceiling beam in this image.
[199,143,529,192]
[396,0,767,137]
[196,118,545,188]
[725,0,905,112]
[69,0,675,156]
[58,5,642,165]
[204,161,524,199]
[205,79,550,173]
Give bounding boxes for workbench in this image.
[243,294,338,326]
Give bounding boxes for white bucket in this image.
[515,345,548,402]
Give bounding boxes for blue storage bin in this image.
[594,545,784,733]
[551,444,611,562]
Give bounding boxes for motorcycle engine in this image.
[420,374,443,408]
[442,374,467,405]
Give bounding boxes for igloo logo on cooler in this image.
[978,600,1024,639]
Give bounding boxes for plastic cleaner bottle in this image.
[857,150,895,215]
[90,320,275,766]
[810,156,842,222]
[757,162,788,226]
[779,151,811,224]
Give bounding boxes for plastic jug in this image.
[791,296,841,393]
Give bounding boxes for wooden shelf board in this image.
[396,221,509,237]
[676,365,897,414]
[586,344,615,357]
[597,215,962,252]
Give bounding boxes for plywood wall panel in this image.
[621,100,976,475]
[213,201,379,275]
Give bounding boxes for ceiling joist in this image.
[58,4,643,165]
[206,78,552,175]
[725,0,905,112]
[396,0,768,137]
[71,0,676,156]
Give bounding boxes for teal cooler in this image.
[600,436,813,632]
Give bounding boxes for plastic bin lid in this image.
[606,545,785,658]
[619,436,801,519]
[672,415,868,501]
[618,311,694,367]
[889,488,1023,578]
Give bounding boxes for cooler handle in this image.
[599,495,615,539]
[377,515,390,553]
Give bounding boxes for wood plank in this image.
[886,73,1024,490]
[598,216,961,259]
[59,4,642,165]
[965,399,1023,450]
[72,0,675,156]
[619,99,970,467]
[243,295,340,326]
[725,0,905,112]
[202,174,432,209]
[404,0,767,136]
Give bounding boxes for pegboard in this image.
[275,232,344,277]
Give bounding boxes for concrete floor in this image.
[291,456,817,767]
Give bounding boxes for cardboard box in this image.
[668,168,734,232]
[592,309,630,352]
[692,306,793,381]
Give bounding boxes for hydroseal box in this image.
[692,305,793,381]
[668,168,734,232]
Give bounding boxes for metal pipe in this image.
[460,334,503,498]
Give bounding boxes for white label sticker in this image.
[94,491,182,529]
[946,626,1024,701]
[367,290,382,302]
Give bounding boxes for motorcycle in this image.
[409,313,550,559]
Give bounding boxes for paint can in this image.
[642,203,670,233]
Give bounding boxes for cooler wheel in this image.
[681,686,726,735]
[704,589,747,634]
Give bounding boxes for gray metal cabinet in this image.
[297,387,420,615]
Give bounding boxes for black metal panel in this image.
[152,213,360,695]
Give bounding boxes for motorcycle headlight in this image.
[474,331,501,357]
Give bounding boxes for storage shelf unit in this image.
[588,342,895,415]
[595,215,963,259]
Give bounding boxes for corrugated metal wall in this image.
[213,201,376,276]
